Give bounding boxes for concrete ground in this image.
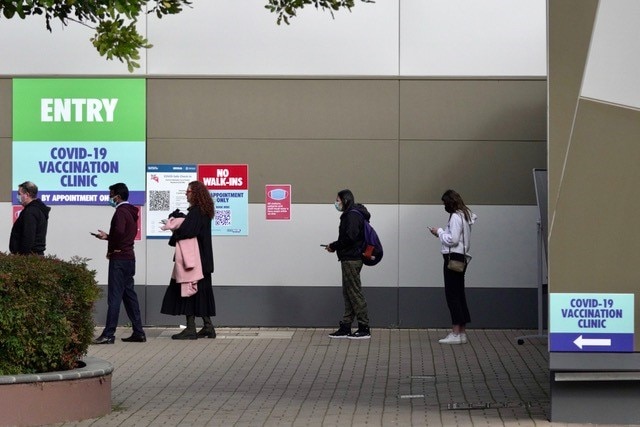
[53,327,618,426]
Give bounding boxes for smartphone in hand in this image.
[90,232,100,237]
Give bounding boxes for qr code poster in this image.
[199,164,249,235]
[146,164,197,238]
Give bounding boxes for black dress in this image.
[160,205,216,316]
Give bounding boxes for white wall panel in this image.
[0,1,548,77]
[146,0,399,75]
[0,201,537,290]
[400,205,539,288]
[581,0,640,109]
[0,15,146,75]
[146,204,400,288]
[400,0,547,76]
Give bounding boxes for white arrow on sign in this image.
[574,335,611,349]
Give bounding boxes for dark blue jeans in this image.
[101,259,144,338]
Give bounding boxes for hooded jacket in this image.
[9,198,51,255]
[107,202,139,260]
[437,210,478,255]
[331,203,371,261]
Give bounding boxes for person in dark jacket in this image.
[324,189,371,340]
[92,183,146,345]
[161,180,217,340]
[9,181,50,255]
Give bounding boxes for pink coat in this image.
[161,217,203,297]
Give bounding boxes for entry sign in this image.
[266,185,291,220]
[550,293,634,352]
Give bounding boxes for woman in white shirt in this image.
[429,189,477,345]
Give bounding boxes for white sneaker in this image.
[460,333,468,344]
[439,333,463,345]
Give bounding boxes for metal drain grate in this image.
[158,330,294,339]
[446,401,534,410]
[217,331,294,339]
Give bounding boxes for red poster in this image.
[12,206,23,223]
[198,164,248,190]
[265,185,291,220]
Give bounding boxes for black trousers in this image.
[442,253,471,326]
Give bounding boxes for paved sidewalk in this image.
[57,328,565,426]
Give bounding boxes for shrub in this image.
[0,253,101,375]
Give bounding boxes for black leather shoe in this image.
[93,335,115,345]
[196,327,216,339]
[121,334,146,343]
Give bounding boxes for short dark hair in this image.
[109,183,129,201]
[19,181,38,198]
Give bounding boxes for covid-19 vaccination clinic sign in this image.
[12,78,146,205]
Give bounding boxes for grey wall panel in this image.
[550,380,640,425]
[147,139,400,204]
[94,285,538,329]
[399,287,538,329]
[147,79,399,140]
[0,79,10,138]
[548,0,598,210]
[399,140,546,205]
[399,79,547,141]
[582,0,640,109]
[0,138,10,203]
[550,100,640,297]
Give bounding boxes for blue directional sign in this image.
[549,293,634,352]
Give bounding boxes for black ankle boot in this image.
[172,315,197,340]
[197,316,216,338]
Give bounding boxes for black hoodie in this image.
[331,203,371,261]
[9,198,51,255]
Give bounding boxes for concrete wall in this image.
[0,0,547,329]
[548,0,640,423]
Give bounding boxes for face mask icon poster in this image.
[265,185,291,220]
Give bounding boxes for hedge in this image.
[0,253,101,375]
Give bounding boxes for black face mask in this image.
[444,205,455,214]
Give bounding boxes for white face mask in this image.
[334,201,343,212]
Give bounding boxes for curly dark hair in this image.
[188,180,214,219]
